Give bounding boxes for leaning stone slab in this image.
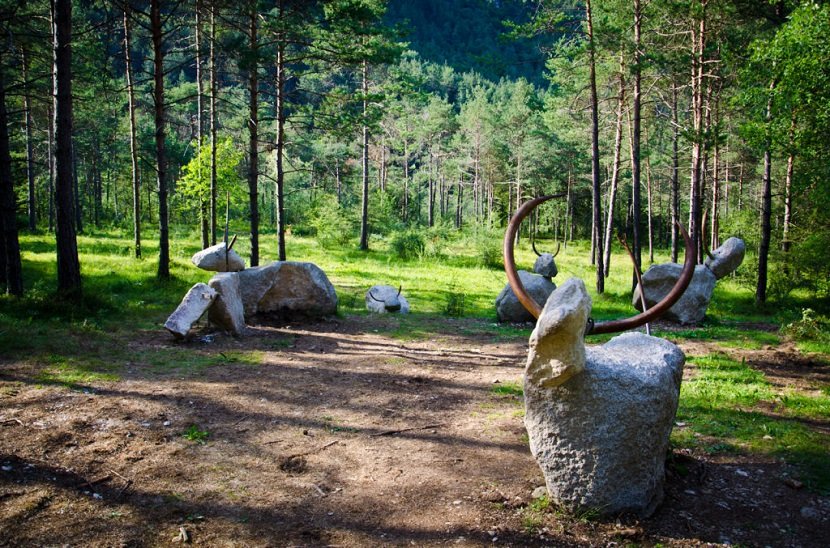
[705,237,745,279]
[208,273,246,336]
[236,261,337,319]
[524,293,685,517]
[526,278,590,388]
[365,284,410,314]
[633,263,716,325]
[164,283,217,339]
[495,270,556,323]
[191,243,245,272]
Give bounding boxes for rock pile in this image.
[524,278,685,517]
[164,259,337,339]
[633,237,745,324]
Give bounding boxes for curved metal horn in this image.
[552,241,561,258]
[531,238,542,257]
[396,285,402,297]
[367,290,384,303]
[503,193,697,335]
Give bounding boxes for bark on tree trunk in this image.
[151,0,169,280]
[630,0,642,287]
[0,52,23,295]
[209,5,218,246]
[689,1,708,265]
[195,0,208,249]
[756,82,775,306]
[603,54,625,277]
[247,4,259,266]
[782,116,795,256]
[275,3,286,261]
[359,58,370,251]
[586,0,604,293]
[22,48,36,232]
[671,84,680,263]
[124,6,141,258]
[53,0,82,295]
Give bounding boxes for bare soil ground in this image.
[1,316,828,546]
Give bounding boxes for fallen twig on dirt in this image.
[1,418,24,426]
[369,423,446,437]
[232,415,249,426]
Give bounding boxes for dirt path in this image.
[1,316,828,546]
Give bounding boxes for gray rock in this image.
[705,237,746,279]
[236,261,337,319]
[365,285,410,314]
[531,486,548,500]
[208,273,246,336]
[164,283,217,338]
[495,270,556,323]
[800,506,821,520]
[526,278,590,388]
[191,243,245,272]
[238,262,282,316]
[525,324,685,517]
[533,253,558,279]
[633,263,716,325]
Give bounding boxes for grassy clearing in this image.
[3,228,829,493]
[674,353,830,493]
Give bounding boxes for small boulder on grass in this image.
[191,242,245,272]
[164,283,217,339]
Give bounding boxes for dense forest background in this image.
[0,0,828,308]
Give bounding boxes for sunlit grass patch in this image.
[675,352,830,493]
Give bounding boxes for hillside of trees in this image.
[0,0,828,309]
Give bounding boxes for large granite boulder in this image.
[164,283,217,339]
[533,253,558,279]
[495,270,556,323]
[365,285,410,314]
[705,237,745,279]
[191,243,245,272]
[208,273,246,336]
[524,279,685,517]
[237,261,337,319]
[633,263,716,325]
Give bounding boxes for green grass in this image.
[674,353,830,493]
[491,380,523,398]
[182,425,210,444]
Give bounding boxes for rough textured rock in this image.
[208,273,246,336]
[191,243,245,272]
[495,271,556,323]
[533,253,558,279]
[236,261,337,319]
[633,263,716,324]
[524,296,685,517]
[525,278,590,388]
[705,237,746,279]
[365,285,410,314]
[164,283,217,338]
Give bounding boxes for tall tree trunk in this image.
[455,175,463,229]
[782,116,795,256]
[646,156,654,263]
[0,52,23,295]
[275,15,287,261]
[671,84,680,262]
[22,47,36,232]
[688,1,707,264]
[247,3,259,266]
[631,0,643,287]
[151,0,169,280]
[124,6,141,257]
[72,141,81,233]
[53,0,81,295]
[195,0,208,249]
[586,0,604,293]
[756,81,775,306]
[359,58,370,251]
[209,5,218,246]
[603,53,625,277]
[428,152,435,227]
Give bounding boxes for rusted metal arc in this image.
[503,193,567,319]
[588,222,695,335]
[503,194,697,335]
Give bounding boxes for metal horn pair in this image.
[503,193,696,335]
[532,238,560,258]
[368,285,402,303]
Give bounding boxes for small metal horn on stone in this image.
[503,193,696,335]
[396,285,402,297]
[367,290,383,303]
[531,236,561,259]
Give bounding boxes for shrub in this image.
[444,281,467,317]
[390,229,426,260]
[311,197,354,248]
[782,309,829,341]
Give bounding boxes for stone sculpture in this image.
[191,242,245,272]
[164,283,217,339]
[365,285,410,314]
[495,270,555,323]
[633,237,745,324]
[524,279,685,517]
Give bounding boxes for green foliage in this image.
[182,425,210,444]
[443,279,467,317]
[176,139,246,222]
[311,196,356,248]
[390,229,426,259]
